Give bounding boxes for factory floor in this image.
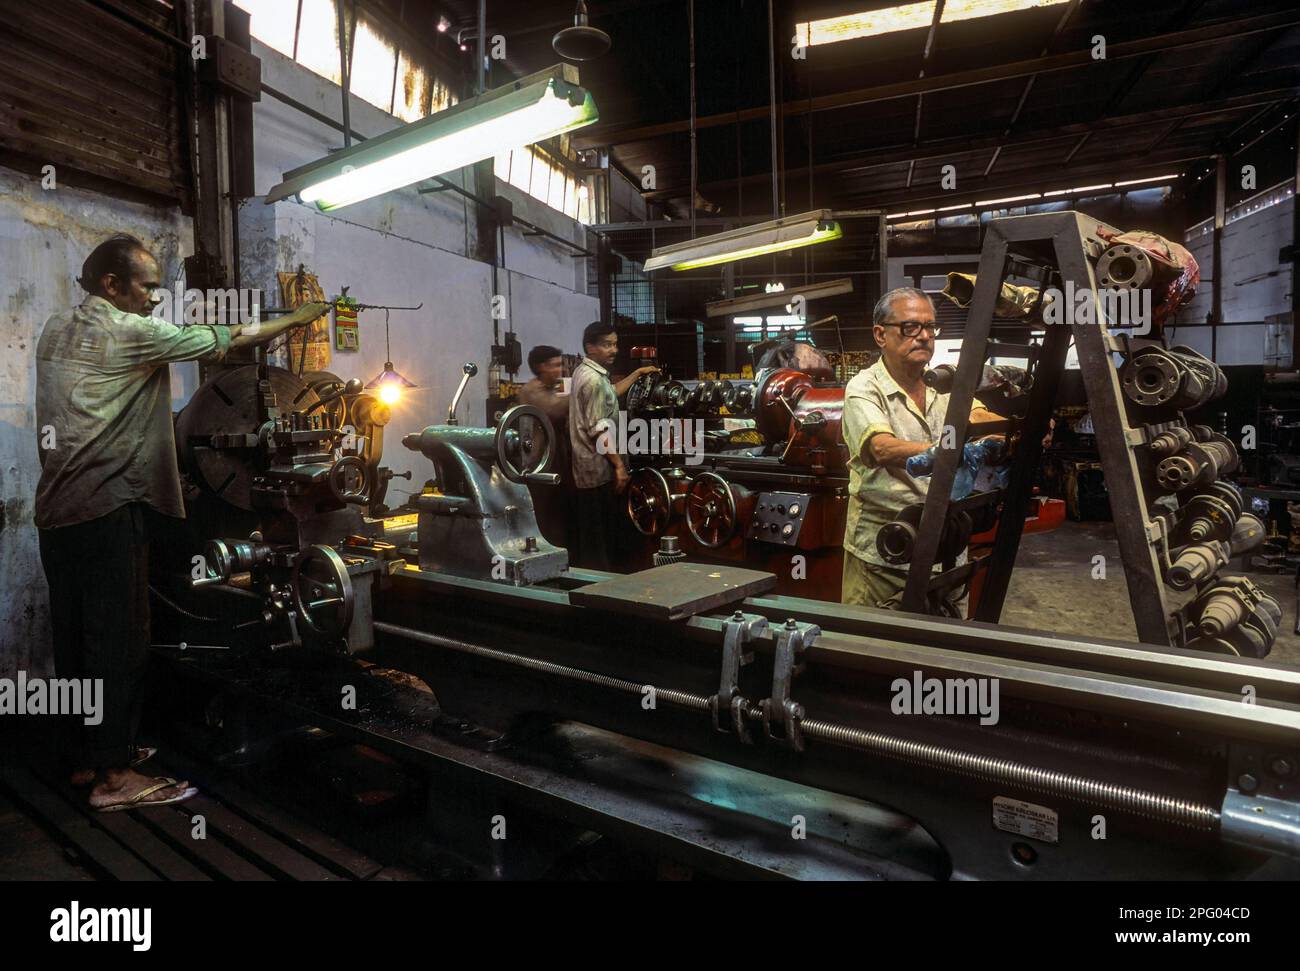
[1001,519,1300,666]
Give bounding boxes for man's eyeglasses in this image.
[884,320,941,338]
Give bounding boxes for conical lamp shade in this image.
[554,2,610,60]
[366,363,417,405]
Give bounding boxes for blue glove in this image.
[906,438,1007,500]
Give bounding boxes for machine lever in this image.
[447,363,478,425]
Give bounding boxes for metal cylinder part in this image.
[1168,541,1229,590]
[1155,438,1238,492]
[653,534,687,566]
[1229,513,1266,557]
[1188,577,1282,657]
[923,364,959,394]
[877,503,973,566]
[1121,346,1225,410]
[1183,481,1243,542]
[205,538,274,581]
[1149,426,1193,457]
[1097,243,1155,291]
[1198,591,1248,638]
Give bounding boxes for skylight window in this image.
[233,0,297,58]
[349,15,397,113]
[796,0,1069,46]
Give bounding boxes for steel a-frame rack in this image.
[900,210,1180,647]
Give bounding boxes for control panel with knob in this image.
[745,491,813,547]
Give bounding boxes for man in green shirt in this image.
[35,234,325,811]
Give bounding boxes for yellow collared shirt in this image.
[840,357,953,567]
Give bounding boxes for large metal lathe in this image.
[157,345,1300,881]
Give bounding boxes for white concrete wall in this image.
[0,39,599,676]
[1174,193,1295,365]
[0,172,192,677]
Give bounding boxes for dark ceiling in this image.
[404,0,1300,223]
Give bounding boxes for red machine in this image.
[622,365,853,600]
[622,359,1063,608]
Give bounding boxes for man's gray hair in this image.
[872,286,934,326]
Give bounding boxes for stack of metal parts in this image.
[1109,346,1280,656]
[885,213,1276,656]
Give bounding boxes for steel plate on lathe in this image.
[569,562,777,621]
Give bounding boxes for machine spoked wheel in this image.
[291,545,354,639]
[329,454,371,505]
[627,468,674,536]
[496,404,553,484]
[685,471,739,549]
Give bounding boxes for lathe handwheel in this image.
[627,468,673,536]
[685,471,738,549]
[329,455,371,505]
[291,545,354,639]
[496,404,552,484]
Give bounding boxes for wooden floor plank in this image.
[170,793,340,881]
[156,748,383,880]
[0,767,159,881]
[133,801,275,881]
[24,761,211,882]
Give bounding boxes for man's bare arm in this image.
[866,433,933,468]
[229,302,331,350]
[613,366,659,398]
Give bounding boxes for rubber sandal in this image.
[71,747,159,787]
[91,777,198,812]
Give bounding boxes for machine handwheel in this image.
[685,471,738,549]
[496,404,552,484]
[329,454,371,505]
[292,545,355,639]
[627,468,673,536]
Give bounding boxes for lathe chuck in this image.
[175,365,321,511]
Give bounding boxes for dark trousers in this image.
[38,503,152,773]
[528,426,576,552]
[573,482,622,571]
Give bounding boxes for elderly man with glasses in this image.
[840,286,1002,613]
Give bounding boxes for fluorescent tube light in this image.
[1044,183,1112,196]
[644,210,843,272]
[706,276,853,317]
[1114,174,1178,187]
[975,193,1041,206]
[266,65,598,211]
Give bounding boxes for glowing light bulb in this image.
[379,384,402,405]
